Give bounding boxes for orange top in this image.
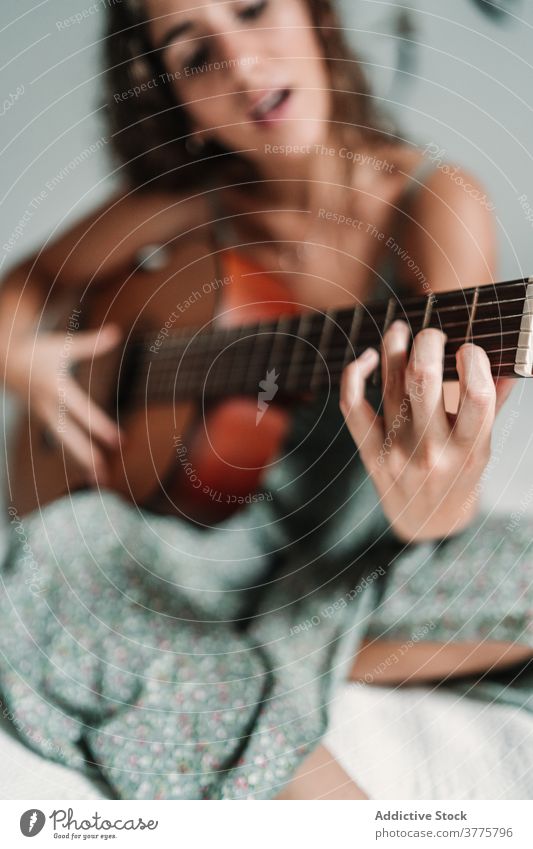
[216,247,301,324]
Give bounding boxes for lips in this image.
[249,88,292,123]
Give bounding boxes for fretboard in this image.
[125,277,533,406]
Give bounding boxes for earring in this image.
[185,135,206,155]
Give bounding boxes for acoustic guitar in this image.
[9,244,533,522]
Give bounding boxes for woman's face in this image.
[145,0,332,161]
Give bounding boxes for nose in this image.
[212,28,267,92]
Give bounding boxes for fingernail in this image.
[389,319,409,332]
[358,347,379,364]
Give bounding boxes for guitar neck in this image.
[127,276,533,405]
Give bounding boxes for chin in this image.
[263,119,328,155]
[290,117,329,151]
[277,98,331,153]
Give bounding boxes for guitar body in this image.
[11,243,529,522]
[10,240,297,521]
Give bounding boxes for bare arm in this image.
[37,187,208,285]
[0,252,124,484]
[1,188,208,483]
[399,163,499,413]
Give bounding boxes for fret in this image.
[383,297,397,334]
[343,306,364,366]
[290,311,322,391]
[255,318,280,392]
[321,308,362,384]
[234,324,258,393]
[241,324,275,395]
[217,327,245,393]
[205,326,237,395]
[422,295,434,330]
[514,277,533,377]
[232,326,258,394]
[177,363,194,400]
[284,312,313,391]
[177,339,205,397]
[310,309,336,390]
[465,287,480,343]
[372,298,396,385]
[268,314,294,375]
[175,332,211,395]
[240,326,267,394]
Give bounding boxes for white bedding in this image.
[2,682,533,800]
[325,683,533,800]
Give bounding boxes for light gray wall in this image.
[340,0,533,278]
[1,0,533,514]
[1,0,118,274]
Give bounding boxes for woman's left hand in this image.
[340,320,514,544]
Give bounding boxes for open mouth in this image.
[250,88,292,123]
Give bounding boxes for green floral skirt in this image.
[0,483,532,799]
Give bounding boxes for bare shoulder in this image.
[33,186,213,287]
[398,150,497,292]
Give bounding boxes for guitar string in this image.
[132,345,521,401]
[131,278,530,355]
[132,319,524,396]
[133,307,526,383]
[137,312,524,363]
[133,315,523,384]
[125,280,530,399]
[134,289,528,354]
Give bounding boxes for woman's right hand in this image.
[5,324,123,485]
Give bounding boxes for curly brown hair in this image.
[103,0,394,193]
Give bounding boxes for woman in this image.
[0,0,532,800]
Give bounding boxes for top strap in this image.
[208,188,239,251]
[396,155,439,211]
[376,156,440,294]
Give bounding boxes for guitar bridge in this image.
[514,277,533,377]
